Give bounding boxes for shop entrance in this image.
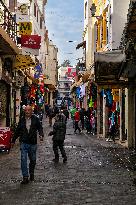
[0,80,10,126]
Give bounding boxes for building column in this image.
[103,93,109,138]
[119,89,123,141]
[124,87,135,148]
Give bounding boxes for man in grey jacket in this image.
[49,113,67,163]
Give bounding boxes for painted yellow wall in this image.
[93,0,108,52]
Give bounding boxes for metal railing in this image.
[0,0,17,43]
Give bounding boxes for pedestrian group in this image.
[11,103,97,184]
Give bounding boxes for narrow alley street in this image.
[0,116,136,205]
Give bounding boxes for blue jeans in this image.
[20,143,37,177]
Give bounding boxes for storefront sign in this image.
[15,55,35,70]
[19,22,32,35]
[21,35,41,49]
[16,14,30,23]
[17,3,29,15]
[22,47,39,56]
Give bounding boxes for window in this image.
[9,0,15,12]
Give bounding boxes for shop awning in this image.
[70,78,83,90]
[44,78,56,91]
[82,71,93,83]
[95,50,126,85]
[14,55,36,70]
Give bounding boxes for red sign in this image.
[21,35,41,49]
[66,67,76,78]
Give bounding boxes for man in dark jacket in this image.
[49,113,67,163]
[11,105,44,184]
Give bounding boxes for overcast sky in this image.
[45,0,84,66]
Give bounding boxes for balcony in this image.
[0,0,19,55]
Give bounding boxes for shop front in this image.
[94,51,127,142]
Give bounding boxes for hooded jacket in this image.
[49,114,66,141]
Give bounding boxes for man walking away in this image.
[11,105,44,184]
[74,108,81,134]
[48,113,67,163]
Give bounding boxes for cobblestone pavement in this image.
[0,116,136,205]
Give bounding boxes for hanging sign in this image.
[21,35,41,49]
[16,75,24,87]
[16,14,30,23]
[17,3,29,15]
[19,22,32,35]
[15,55,35,70]
[22,47,39,56]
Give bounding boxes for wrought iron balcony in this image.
[0,0,17,43]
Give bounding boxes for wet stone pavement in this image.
[0,116,136,205]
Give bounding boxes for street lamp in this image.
[66,40,77,43]
[90,3,102,19]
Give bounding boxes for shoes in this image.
[52,158,59,163]
[21,177,29,185]
[30,174,34,181]
[63,157,67,163]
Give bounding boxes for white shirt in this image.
[26,117,31,132]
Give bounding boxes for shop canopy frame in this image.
[94,50,129,88]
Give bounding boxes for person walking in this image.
[11,105,44,184]
[90,113,95,135]
[70,106,76,128]
[48,105,54,126]
[79,107,85,130]
[74,108,81,134]
[48,113,67,163]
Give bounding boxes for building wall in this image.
[111,0,129,50]
[91,0,129,52]
[30,0,46,71]
[83,0,93,70]
[46,40,58,85]
[58,66,74,98]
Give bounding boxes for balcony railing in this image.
[0,0,17,43]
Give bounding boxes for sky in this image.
[45,0,84,66]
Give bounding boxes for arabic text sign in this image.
[21,35,41,49]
